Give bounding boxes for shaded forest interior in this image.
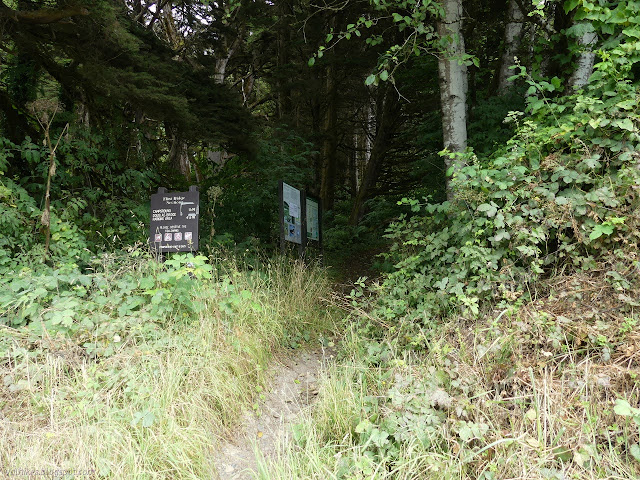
[0,0,543,265]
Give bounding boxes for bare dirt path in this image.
[212,346,334,479]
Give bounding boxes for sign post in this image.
[150,186,200,253]
[280,181,303,254]
[305,196,323,265]
[300,189,307,259]
[279,181,321,260]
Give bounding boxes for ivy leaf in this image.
[379,70,389,81]
[365,74,376,86]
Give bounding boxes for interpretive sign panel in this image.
[306,197,320,241]
[282,182,302,244]
[150,186,199,252]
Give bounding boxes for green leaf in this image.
[589,223,615,240]
[379,70,389,81]
[614,399,634,416]
[623,28,640,39]
[563,0,580,14]
[477,203,497,218]
[355,420,370,434]
[616,118,634,131]
[308,57,315,67]
[142,411,156,428]
[601,23,615,35]
[630,444,640,462]
[365,74,376,86]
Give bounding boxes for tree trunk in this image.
[497,0,525,94]
[437,0,468,201]
[349,86,399,225]
[167,125,192,182]
[568,27,597,89]
[276,0,293,119]
[320,62,338,210]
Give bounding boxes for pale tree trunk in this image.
[213,30,244,84]
[497,0,525,94]
[76,90,90,128]
[167,125,192,182]
[352,131,359,195]
[208,29,244,174]
[159,7,194,180]
[352,95,375,193]
[568,27,597,89]
[437,0,468,201]
[362,95,374,189]
[161,9,181,48]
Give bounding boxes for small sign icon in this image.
[164,233,173,242]
[174,232,183,241]
[154,234,162,242]
[185,232,192,241]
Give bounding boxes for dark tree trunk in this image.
[320,62,338,210]
[349,86,399,225]
[276,0,293,119]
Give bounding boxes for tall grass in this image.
[260,312,640,479]
[0,254,337,478]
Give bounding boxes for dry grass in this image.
[0,257,337,478]
[260,267,640,479]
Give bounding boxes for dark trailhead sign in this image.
[150,186,199,252]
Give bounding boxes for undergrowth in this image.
[262,308,640,479]
[0,251,337,478]
[257,8,640,479]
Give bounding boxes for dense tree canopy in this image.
[1,0,639,253]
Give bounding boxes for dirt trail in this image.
[212,346,334,479]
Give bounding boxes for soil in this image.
[212,346,335,479]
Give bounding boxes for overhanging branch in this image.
[0,4,89,25]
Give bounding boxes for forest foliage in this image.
[1,0,640,477]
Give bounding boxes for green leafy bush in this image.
[374,25,640,342]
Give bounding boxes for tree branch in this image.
[0,4,89,25]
